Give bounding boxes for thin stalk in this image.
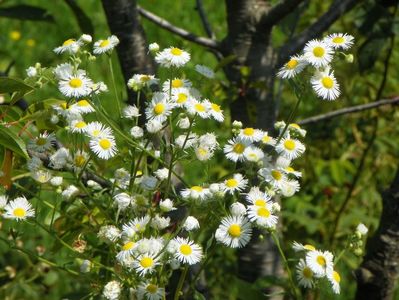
[108,54,121,118]
[174,266,189,300]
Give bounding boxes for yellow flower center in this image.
[271,170,282,180]
[254,199,266,207]
[316,255,326,266]
[228,224,241,237]
[332,36,344,44]
[194,103,206,112]
[233,143,245,154]
[122,241,135,251]
[226,178,238,188]
[60,102,68,110]
[211,103,221,112]
[313,46,325,57]
[63,39,75,46]
[197,148,208,156]
[36,138,47,146]
[100,40,110,47]
[172,79,183,88]
[75,121,87,129]
[77,100,89,107]
[153,103,165,115]
[303,267,313,278]
[140,257,154,268]
[333,271,341,283]
[304,244,316,251]
[171,47,183,56]
[10,31,21,41]
[13,208,26,218]
[285,167,295,172]
[75,155,86,167]
[286,59,298,69]
[284,139,295,150]
[243,128,254,136]
[321,77,334,89]
[191,186,203,192]
[69,78,83,88]
[146,284,158,294]
[262,135,271,143]
[92,130,101,137]
[177,93,188,104]
[99,139,112,150]
[180,244,192,255]
[257,207,270,218]
[290,123,300,129]
[140,75,150,82]
[27,39,36,47]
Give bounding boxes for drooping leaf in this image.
[0,5,54,22]
[0,126,28,159]
[64,0,94,35]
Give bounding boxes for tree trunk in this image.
[355,169,399,300]
[101,0,155,105]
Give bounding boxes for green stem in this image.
[108,54,121,118]
[174,266,189,300]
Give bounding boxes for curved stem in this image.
[174,266,189,300]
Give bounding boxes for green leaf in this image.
[64,0,94,35]
[0,5,54,22]
[235,277,266,300]
[0,77,34,94]
[27,98,64,113]
[0,126,28,159]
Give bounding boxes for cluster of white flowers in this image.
[278,33,354,100]
[292,242,341,294]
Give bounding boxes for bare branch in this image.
[298,97,399,125]
[279,0,358,65]
[259,0,305,27]
[137,6,221,51]
[195,0,215,39]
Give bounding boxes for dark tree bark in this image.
[355,169,399,300]
[101,0,155,104]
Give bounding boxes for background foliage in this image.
[0,0,399,299]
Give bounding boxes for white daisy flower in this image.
[54,63,74,80]
[150,215,170,230]
[85,122,113,139]
[238,127,263,143]
[284,166,302,178]
[162,78,192,92]
[122,216,151,238]
[215,215,252,248]
[292,241,316,252]
[116,240,137,262]
[246,186,271,207]
[148,42,160,52]
[145,92,174,123]
[28,132,55,153]
[194,145,214,161]
[98,225,121,244]
[155,47,190,67]
[71,150,90,170]
[54,38,81,54]
[175,133,198,149]
[209,102,224,122]
[277,55,307,79]
[32,170,52,183]
[304,39,333,68]
[136,282,165,300]
[146,119,164,134]
[296,259,314,288]
[89,136,117,159]
[181,185,211,201]
[195,64,215,78]
[78,34,92,44]
[154,168,169,181]
[223,137,252,162]
[280,179,300,197]
[243,146,264,162]
[123,105,141,118]
[69,99,94,114]
[260,131,276,146]
[311,68,340,101]
[275,136,305,160]
[93,35,119,54]
[247,204,278,229]
[171,87,192,107]
[159,198,176,212]
[288,123,307,137]
[59,72,93,98]
[324,33,354,50]
[230,202,247,216]
[127,74,159,91]
[186,99,210,119]
[171,237,203,265]
[130,126,144,138]
[223,173,248,194]
[327,269,341,294]
[4,196,35,221]
[135,237,164,255]
[113,193,133,211]
[69,119,88,133]
[133,253,159,276]
[183,216,200,231]
[305,250,334,277]
[102,280,121,300]
[258,167,287,190]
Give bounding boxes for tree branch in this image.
[279,0,359,64]
[297,97,399,125]
[259,0,305,27]
[195,0,216,39]
[137,6,221,51]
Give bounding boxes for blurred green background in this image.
[0,0,399,299]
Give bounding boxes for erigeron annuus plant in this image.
[0,32,363,299]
